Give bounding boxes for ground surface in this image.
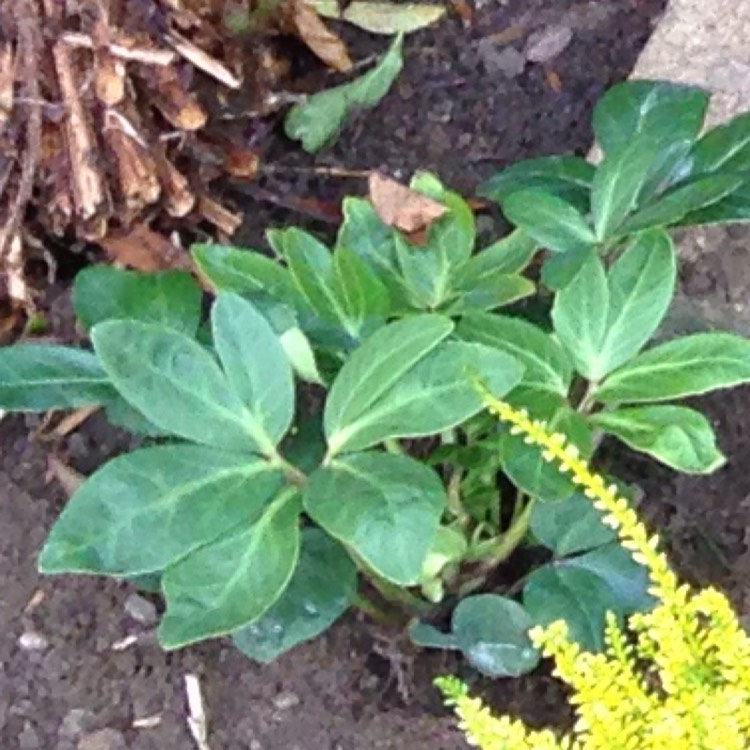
[0,2,707,748]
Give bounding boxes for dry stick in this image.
[0,7,42,260]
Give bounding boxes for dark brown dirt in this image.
[0,2,687,748]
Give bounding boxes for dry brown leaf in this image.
[47,455,84,498]
[101,224,189,271]
[290,0,353,73]
[368,171,447,243]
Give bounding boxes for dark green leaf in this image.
[552,231,676,380]
[680,183,750,225]
[523,566,617,651]
[304,452,445,585]
[93,320,261,452]
[212,293,295,451]
[336,197,410,309]
[593,80,708,156]
[192,244,297,302]
[562,541,654,612]
[331,246,390,334]
[590,137,668,240]
[285,34,403,152]
[160,489,301,648]
[596,332,750,403]
[590,405,725,473]
[458,229,538,279]
[324,315,452,453]
[104,397,167,437]
[73,267,202,335]
[502,190,596,254]
[458,313,572,395]
[452,594,540,678]
[531,492,615,557]
[232,528,356,662]
[445,272,534,313]
[39,445,283,575]
[326,340,522,454]
[408,621,458,650]
[478,156,595,211]
[0,344,113,410]
[541,245,596,291]
[689,112,750,174]
[551,253,609,379]
[621,174,743,233]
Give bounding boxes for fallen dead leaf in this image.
[101,224,189,271]
[289,0,353,73]
[312,1,446,34]
[368,171,447,244]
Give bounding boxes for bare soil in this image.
[3,2,725,749]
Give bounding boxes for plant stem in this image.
[269,450,308,487]
[352,592,403,626]
[466,497,535,566]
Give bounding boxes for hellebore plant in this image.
[3,80,750,674]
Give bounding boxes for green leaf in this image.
[689,111,750,174]
[478,156,595,211]
[457,313,572,395]
[279,326,324,385]
[457,229,538,279]
[336,197,410,310]
[331,246,390,333]
[191,244,296,302]
[499,396,591,501]
[0,344,113,410]
[445,272,535,314]
[232,528,356,662]
[39,445,283,575]
[285,34,403,152]
[590,405,725,474]
[104,397,167,437]
[681,183,750,225]
[326,340,523,454]
[502,189,596,254]
[524,566,616,651]
[92,320,258,452]
[590,137,669,240]
[304,452,445,584]
[596,332,750,403]
[621,174,743,233]
[408,621,458,650]
[552,230,676,380]
[452,594,540,678]
[593,80,709,156]
[562,541,654,613]
[160,489,301,648]
[73,267,202,335]
[531,492,615,557]
[311,0,445,34]
[551,252,609,379]
[212,293,295,451]
[324,315,452,453]
[541,246,596,291]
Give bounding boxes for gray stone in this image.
[477,42,525,78]
[77,729,128,750]
[19,722,40,749]
[59,709,96,739]
[124,593,158,626]
[525,25,573,64]
[272,691,300,711]
[18,631,49,652]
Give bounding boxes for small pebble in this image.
[77,729,128,750]
[124,593,158,626]
[525,24,574,63]
[59,709,95,739]
[477,41,526,78]
[19,722,40,749]
[272,691,300,711]
[18,631,49,652]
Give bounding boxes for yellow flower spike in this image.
[438,392,750,750]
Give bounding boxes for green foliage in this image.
[5,80,750,674]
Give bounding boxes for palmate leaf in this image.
[39,445,283,576]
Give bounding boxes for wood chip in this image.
[101,224,189,271]
[168,32,242,89]
[61,32,176,66]
[185,674,211,750]
[199,195,242,235]
[52,406,100,437]
[47,455,85,498]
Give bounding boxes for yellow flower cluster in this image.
[438,394,750,750]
